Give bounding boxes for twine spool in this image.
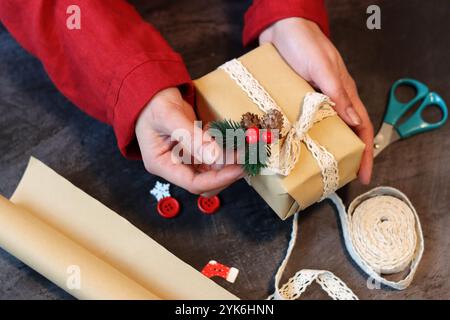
[329,186,424,290]
[271,186,424,300]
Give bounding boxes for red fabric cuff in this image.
[243,0,330,46]
[106,54,193,159]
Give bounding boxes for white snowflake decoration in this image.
[150,181,171,201]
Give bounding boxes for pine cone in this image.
[261,109,284,130]
[240,112,261,129]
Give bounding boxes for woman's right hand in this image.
[135,87,243,195]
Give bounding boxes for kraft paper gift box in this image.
[194,44,365,220]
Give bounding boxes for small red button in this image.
[197,196,220,215]
[157,197,180,218]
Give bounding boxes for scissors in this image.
[373,78,448,157]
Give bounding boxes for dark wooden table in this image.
[0,0,449,300]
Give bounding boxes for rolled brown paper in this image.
[0,196,157,299]
[0,157,238,300]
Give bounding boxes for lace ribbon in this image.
[268,212,358,300]
[219,59,339,200]
[269,187,424,300]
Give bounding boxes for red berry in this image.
[261,130,273,144]
[245,127,259,144]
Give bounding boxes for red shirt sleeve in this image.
[0,0,194,159]
[243,0,330,46]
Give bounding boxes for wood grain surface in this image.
[0,0,448,299]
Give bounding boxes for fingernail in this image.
[346,108,361,126]
[201,191,218,198]
[201,142,219,165]
[359,170,371,185]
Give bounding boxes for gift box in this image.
[194,44,365,220]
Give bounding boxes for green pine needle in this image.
[209,119,245,149]
[208,119,271,176]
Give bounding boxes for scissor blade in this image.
[373,123,400,157]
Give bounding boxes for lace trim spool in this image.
[270,187,424,300]
[269,213,358,300]
[219,59,339,201]
[328,187,424,290]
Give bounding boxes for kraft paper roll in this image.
[0,157,238,300]
[0,196,157,300]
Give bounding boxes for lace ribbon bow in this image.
[220,59,340,200]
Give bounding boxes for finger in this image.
[201,169,246,197]
[150,153,244,194]
[163,101,222,166]
[312,62,362,127]
[356,125,374,184]
[353,106,374,184]
[209,148,240,170]
[191,153,243,197]
[341,73,374,184]
[201,187,226,198]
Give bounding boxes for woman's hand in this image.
[135,87,243,194]
[259,17,373,184]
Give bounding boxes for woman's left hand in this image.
[259,17,374,184]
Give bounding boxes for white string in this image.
[268,212,358,300]
[269,187,424,300]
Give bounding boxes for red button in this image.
[197,196,220,215]
[157,197,180,218]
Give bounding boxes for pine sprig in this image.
[209,119,241,135]
[209,119,244,149]
[208,119,270,176]
[243,143,269,176]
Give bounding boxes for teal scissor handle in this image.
[396,92,448,138]
[384,78,429,125]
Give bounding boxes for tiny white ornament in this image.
[150,181,171,201]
